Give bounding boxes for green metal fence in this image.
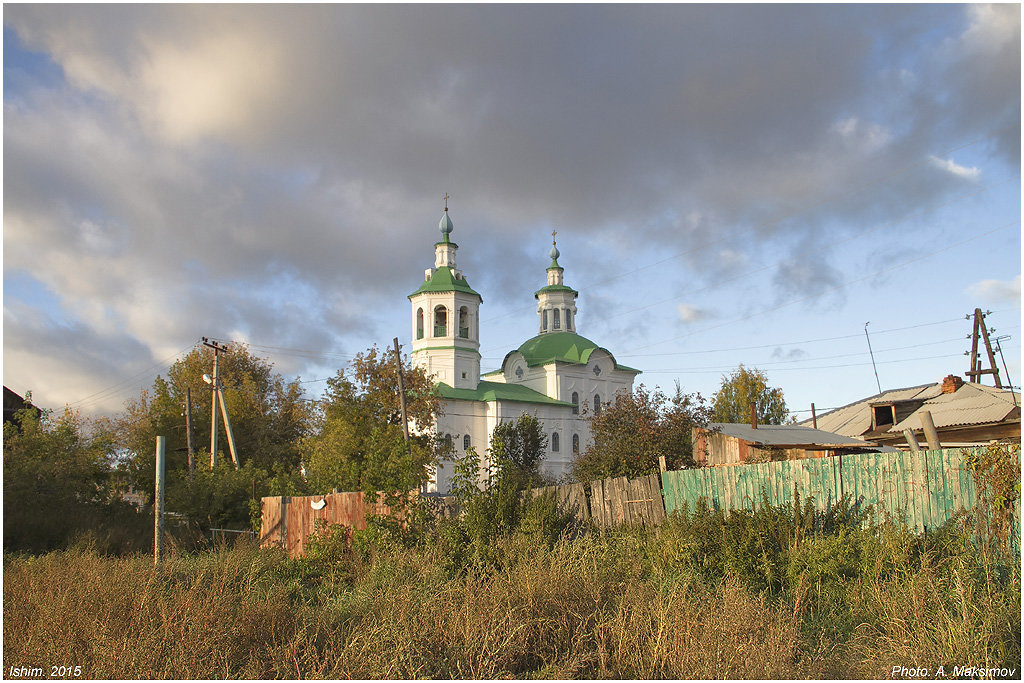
[661,447,1019,537]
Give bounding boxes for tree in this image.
[301,344,444,494]
[107,344,313,502]
[3,404,114,551]
[489,412,549,488]
[711,365,789,425]
[572,384,711,482]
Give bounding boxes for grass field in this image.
[3,500,1020,680]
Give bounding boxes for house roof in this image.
[800,383,942,437]
[436,380,572,406]
[889,383,1021,433]
[706,423,877,448]
[801,380,1021,438]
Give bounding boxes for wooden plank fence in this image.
[262,447,1018,557]
[661,447,1019,537]
[260,491,415,557]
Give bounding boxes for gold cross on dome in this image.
[442,192,450,210]
[551,229,557,244]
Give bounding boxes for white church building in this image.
[408,206,640,492]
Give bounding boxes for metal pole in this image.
[993,336,1017,407]
[864,322,882,394]
[217,383,240,468]
[393,337,410,444]
[154,436,166,566]
[210,350,220,467]
[185,387,195,481]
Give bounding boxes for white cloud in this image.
[967,274,1021,305]
[677,304,712,324]
[929,155,981,181]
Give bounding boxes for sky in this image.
[3,3,1021,423]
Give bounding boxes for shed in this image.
[693,423,882,466]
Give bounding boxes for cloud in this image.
[2,4,1019,414]
[929,156,980,181]
[966,274,1021,306]
[771,347,807,361]
[677,304,713,324]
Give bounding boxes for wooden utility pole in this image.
[810,403,817,429]
[393,337,410,444]
[965,309,1003,387]
[203,337,238,467]
[185,387,195,480]
[205,339,222,466]
[217,382,240,469]
[154,436,166,566]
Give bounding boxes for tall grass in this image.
[4,501,1019,679]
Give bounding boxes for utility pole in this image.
[202,337,239,467]
[965,309,1003,387]
[204,338,223,466]
[864,322,882,395]
[393,337,410,444]
[185,387,195,481]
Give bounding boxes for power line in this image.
[67,341,201,410]
[640,351,966,374]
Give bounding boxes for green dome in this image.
[515,331,602,367]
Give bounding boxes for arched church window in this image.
[416,308,424,340]
[553,309,561,330]
[565,309,572,330]
[463,434,471,451]
[552,432,560,452]
[434,306,448,337]
[594,394,601,414]
[542,310,548,331]
[571,392,579,415]
[572,434,579,454]
[459,306,470,339]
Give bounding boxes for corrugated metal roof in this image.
[801,383,941,437]
[889,383,1021,432]
[707,423,875,447]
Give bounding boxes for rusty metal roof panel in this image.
[889,384,1021,432]
[708,423,876,447]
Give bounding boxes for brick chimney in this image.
[941,374,964,394]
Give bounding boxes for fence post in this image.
[154,436,166,566]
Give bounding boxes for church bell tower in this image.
[408,199,482,389]
[534,231,579,335]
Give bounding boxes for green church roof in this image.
[408,266,482,300]
[509,331,640,373]
[436,381,571,406]
[534,283,578,298]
